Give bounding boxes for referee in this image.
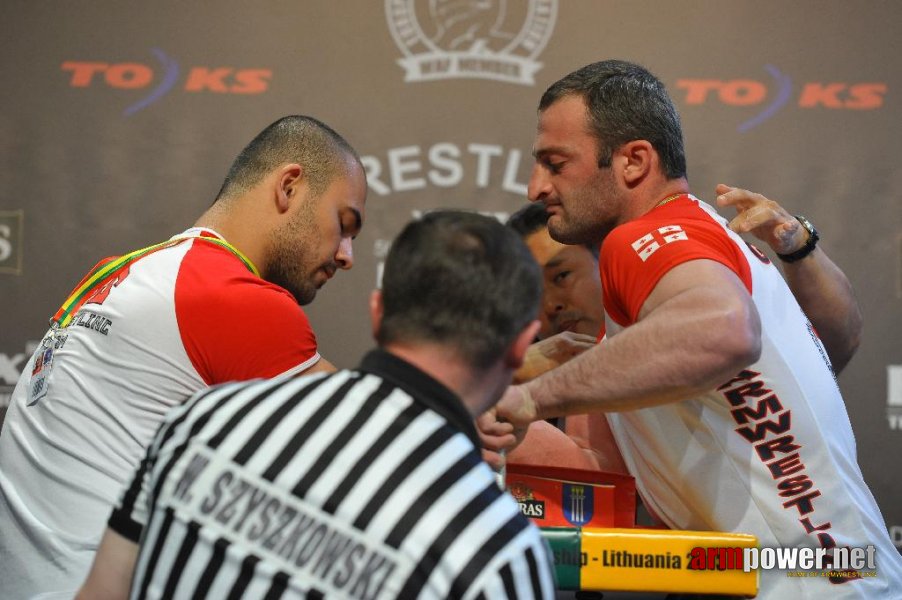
[76,210,555,599]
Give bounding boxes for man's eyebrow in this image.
[544,255,566,270]
[532,146,568,159]
[347,208,363,236]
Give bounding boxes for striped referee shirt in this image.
[109,349,556,599]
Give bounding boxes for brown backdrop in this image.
[2,0,900,554]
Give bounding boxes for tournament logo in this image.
[563,483,593,527]
[386,0,557,85]
[0,209,24,275]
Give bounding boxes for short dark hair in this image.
[540,59,686,179]
[506,203,599,258]
[378,210,541,369]
[506,202,549,239]
[215,115,361,201]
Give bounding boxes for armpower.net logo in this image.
[687,545,878,581]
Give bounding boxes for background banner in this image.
[2,1,900,554]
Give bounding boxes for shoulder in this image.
[601,198,751,325]
[174,241,318,383]
[604,199,723,253]
[176,240,304,320]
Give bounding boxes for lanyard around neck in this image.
[51,234,258,329]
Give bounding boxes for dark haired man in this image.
[0,115,367,598]
[77,211,555,599]
[496,59,901,597]
[507,201,605,343]
[504,187,866,479]
[507,186,862,370]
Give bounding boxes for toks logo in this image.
[675,65,887,132]
[61,48,272,116]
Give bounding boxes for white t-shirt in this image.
[0,229,320,599]
[601,196,902,599]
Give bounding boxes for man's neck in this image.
[194,197,269,277]
[384,343,507,418]
[630,178,691,221]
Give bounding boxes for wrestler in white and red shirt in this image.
[598,195,902,597]
[0,229,321,596]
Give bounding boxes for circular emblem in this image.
[386,0,558,85]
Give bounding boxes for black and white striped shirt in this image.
[110,350,556,599]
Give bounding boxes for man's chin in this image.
[290,285,317,306]
[547,221,582,246]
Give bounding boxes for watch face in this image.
[778,216,819,262]
[797,216,818,240]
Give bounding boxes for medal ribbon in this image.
[51,234,258,328]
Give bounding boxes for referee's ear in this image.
[506,320,541,370]
[369,289,384,341]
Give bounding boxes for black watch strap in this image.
[776,215,819,263]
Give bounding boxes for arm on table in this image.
[564,413,629,475]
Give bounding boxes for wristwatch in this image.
[776,215,819,263]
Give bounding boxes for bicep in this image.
[638,259,753,320]
[76,528,139,600]
[180,286,319,383]
[636,259,761,377]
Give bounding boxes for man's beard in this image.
[266,211,319,306]
[267,254,317,305]
[547,168,619,246]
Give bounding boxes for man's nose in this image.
[336,237,354,270]
[527,164,551,203]
[543,292,564,316]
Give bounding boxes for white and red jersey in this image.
[601,196,902,598]
[0,228,321,598]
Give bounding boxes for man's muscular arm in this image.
[716,184,862,373]
[497,259,761,426]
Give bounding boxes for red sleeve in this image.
[600,203,751,328]
[174,243,319,385]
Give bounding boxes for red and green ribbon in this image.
[51,234,258,328]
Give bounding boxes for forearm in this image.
[524,287,761,418]
[781,248,862,373]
